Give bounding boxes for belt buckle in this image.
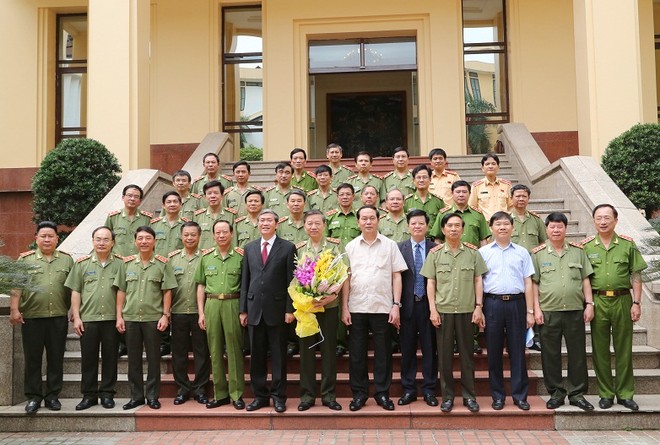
[605,290,615,297]
[501,295,510,301]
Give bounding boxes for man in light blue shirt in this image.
[479,211,535,411]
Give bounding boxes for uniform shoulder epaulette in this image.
[168,249,182,258]
[326,237,340,244]
[277,216,289,224]
[59,250,72,257]
[379,213,388,220]
[472,179,484,186]
[619,234,636,243]
[76,254,91,263]
[463,242,479,250]
[529,210,542,219]
[296,241,307,249]
[150,216,162,224]
[439,205,452,213]
[221,174,233,182]
[155,254,169,263]
[569,242,584,249]
[113,253,124,260]
[181,216,190,222]
[404,193,414,200]
[307,189,318,196]
[107,209,120,217]
[18,250,35,259]
[194,208,207,216]
[446,169,458,176]
[234,216,246,223]
[123,255,137,263]
[373,173,384,180]
[347,174,358,180]
[325,209,338,217]
[223,187,234,195]
[469,205,483,214]
[382,171,394,179]
[339,165,352,172]
[292,185,304,191]
[252,185,264,191]
[140,210,153,218]
[307,171,317,178]
[580,235,596,245]
[191,193,202,199]
[429,244,443,253]
[531,243,546,254]
[225,207,238,215]
[499,178,512,185]
[264,185,276,192]
[202,248,215,256]
[193,175,205,183]
[234,247,244,256]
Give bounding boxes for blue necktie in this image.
[414,243,425,297]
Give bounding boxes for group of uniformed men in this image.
[9,143,646,415]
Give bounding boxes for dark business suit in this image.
[240,236,296,403]
[398,239,438,397]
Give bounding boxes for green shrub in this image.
[240,145,263,161]
[601,123,660,217]
[32,138,122,228]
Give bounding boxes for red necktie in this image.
[261,241,268,265]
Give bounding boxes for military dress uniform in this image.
[378,212,411,243]
[468,177,513,221]
[403,192,445,231]
[429,205,491,245]
[531,241,594,405]
[380,170,415,198]
[222,185,260,218]
[581,233,647,402]
[307,189,338,213]
[276,216,308,244]
[195,246,245,403]
[64,253,122,403]
[168,248,211,401]
[105,208,153,257]
[291,171,318,192]
[330,165,353,188]
[262,185,306,217]
[429,169,460,207]
[420,242,487,403]
[233,216,261,248]
[16,249,73,405]
[511,210,547,252]
[348,174,383,200]
[150,216,189,257]
[114,254,177,402]
[190,174,233,196]
[159,193,202,220]
[193,207,237,249]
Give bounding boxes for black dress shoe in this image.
[286,343,299,357]
[147,399,161,409]
[375,394,395,411]
[463,398,480,412]
[570,399,594,411]
[513,399,530,410]
[159,345,171,356]
[25,400,40,415]
[274,400,287,413]
[491,399,505,410]
[473,343,483,354]
[118,345,128,357]
[349,397,367,411]
[100,398,115,409]
[246,398,269,411]
[546,398,565,409]
[397,393,416,406]
[194,394,208,404]
[440,399,454,412]
[173,394,188,405]
[232,398,245,410]
[336,346,347,357]
[423,394,439,407]
[617,399,639,411]
[529,341,542,352]
[45,399,62,411]
[206,397,230,409]
[322,400,342,411]
[298,401,314,411]
[598,398,614,409]
[123,399,145,410]
[75,398,98,411]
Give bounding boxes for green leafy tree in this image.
[0,239,36,294]
[465,92,497,154]
[240,145,263,161]
[601,123,660,217]
[32,138,122,229]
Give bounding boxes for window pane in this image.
[464,52,506,113]
[58,16,87,61]
[364,38,416,67]
[309,40,361,70]
[224,7,262,54]
[462,0,505,44]
[224,63,263,124]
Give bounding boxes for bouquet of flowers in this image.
[288,249,349,338]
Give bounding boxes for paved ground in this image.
[0,430,658,445]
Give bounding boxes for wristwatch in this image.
[632,301,641,306]
[392,301,402,308]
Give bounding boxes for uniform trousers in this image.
[171,313,211,398]
[22,316,68,402]
[125,321,161,401]
[539,310,588,402]
[205,298,244,401]
[348,312,392,398]
[484,296,528,402]
[437,312,476,400]
[591,293,634,400]
[299,306,339,403]
[79,320,119,399]
[249,318,287,403]
[399,299,437,396]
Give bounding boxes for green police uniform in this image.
[380,170,415,198]
[307,189,338,213]
[291,171,318,192]
[276,216,308,244]
[222,185,260,218]
[195,247,245,402]
[420,242,487,401]
[582,233,647,401]
[325,208,361,250]
[378,211,411,242]
[262,185,303,217]
[64,252,122,399]
[511,210,547,252]
[169,249,210,399]
[150,216,189,256]
[193,207,237,250]
[159,193,202,220]
[105,208,153,257]
[403,192,445,230]
[429,205,491,246]
[348,174,383,200]
[114,254,177,401]
[17,249,73,403]
[531,241,593,403]
[190,174,233,196]
[233,216,260,248]
[296,238,342,404]
[330,165,353,188]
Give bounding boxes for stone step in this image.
[550,394,660,430]
[527,198,567,210]
[526,345,660,370]
[534,368,660,396]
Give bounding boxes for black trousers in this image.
[249,319,287,402]
[399,300,437,396]
[348,312,392,398]
[299,306,339,403]
[171,313,211,397]
[125,321,161,401]
[22,316,67,402]
[437,312,476,400]
[80,320,119,399]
